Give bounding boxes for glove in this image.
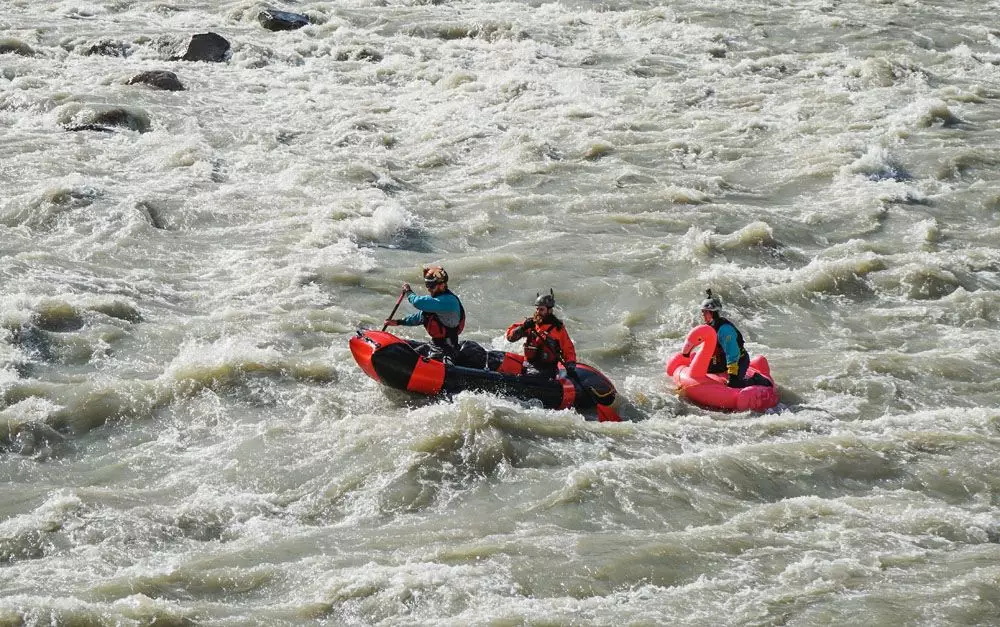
[520,318,535,331]
[564,361,578,380]
[401,283,412,294]
[384,319,400,327]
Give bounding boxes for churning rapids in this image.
[2,0,1000,624]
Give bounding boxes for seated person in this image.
[385,265,465,361]
[696,289,770,388]
[505,290,578,380]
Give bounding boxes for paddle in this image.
[381,289,406,332]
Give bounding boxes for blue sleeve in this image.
[717,324,740,364]
[398,312,424,326]
[406,292,460,314]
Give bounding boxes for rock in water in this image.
[127,70,185,91]
[179,32,230,62]
[258,9,310,31]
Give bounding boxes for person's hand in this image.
[564,361,578,380]
[520,317,535,331]
[401,283,412,294]
[384,319,399,327]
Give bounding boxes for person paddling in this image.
[696,289,770,388]
[384,266,465,361]
[505,290,578,380]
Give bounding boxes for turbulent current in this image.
[2,0,1000,624]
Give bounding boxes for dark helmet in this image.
[699,289,723,312]
[423,265,448,287]
[535,289,555,308]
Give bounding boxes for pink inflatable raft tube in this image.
[665,324,780,412]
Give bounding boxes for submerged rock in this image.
[178,32,230,62]
[135,201,167,230]
[85,40,130,57]
[62,105,151,133]
[6,421,67,458]
[64,124,118,133]
[87,299,143,323]
[127,70,184,91]
[334,47,383,62]
[258,9,310,31]
[33,302,85,333]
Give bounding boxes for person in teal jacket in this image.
[385,265,465,360]
[697,289,754,388]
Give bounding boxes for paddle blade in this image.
[596,403,621,422]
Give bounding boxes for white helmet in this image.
[699,289,722,312]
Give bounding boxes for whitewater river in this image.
[2,0,1000,624]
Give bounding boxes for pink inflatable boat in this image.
[665,324,779,412]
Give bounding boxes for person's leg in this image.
[737,354,750,379]
[707,358,727,374]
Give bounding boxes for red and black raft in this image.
[349,330,621,421]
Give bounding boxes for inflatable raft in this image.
[350,330,620,421]
[665,324,779,412]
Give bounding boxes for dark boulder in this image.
[258,9,310,31]
[178,32,230,62]
[127,70,185,91]
[0,38,35,56]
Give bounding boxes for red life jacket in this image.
[423,291,465,351]
[522,318,574,368]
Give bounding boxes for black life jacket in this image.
[423,290,466,351]
[709,316,747,368]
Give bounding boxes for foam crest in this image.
[162,337,336,399]
[843,145,911,182]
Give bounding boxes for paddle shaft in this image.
[381,290,407,331]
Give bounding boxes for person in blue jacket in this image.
[697,289,762,388]
[385,265,465,360]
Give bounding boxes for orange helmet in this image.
[422,265,448,287]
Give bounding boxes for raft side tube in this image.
[442,364,567,409]
[571,364,617,407]
[350,331,620,414]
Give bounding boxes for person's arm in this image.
[407,291,460,314]
[506,319,532,342]
[395,312,424,326]
[717,324,741,375]
[557,328,577,365]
